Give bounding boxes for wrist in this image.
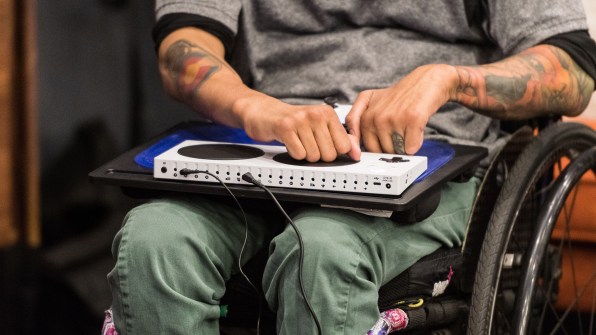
[231,92,285,129]
[442,64,461,102]
[404,63,460,104]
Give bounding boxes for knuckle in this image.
[277,117,296,132]
[360,114,374,128]
[357,89,372,98]
[288,146,306,161]
[360,121,375,134]
[305,150,321,163]
[307,108,328,122]
[335,138,351,154]
[373,116,389,129]
[320,152,335,162]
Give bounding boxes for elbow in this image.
[565,102,591,118]
[565,80,595,118]
[566,68,595,117]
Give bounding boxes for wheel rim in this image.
[492,146,596,335]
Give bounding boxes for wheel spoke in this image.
[537,244,564,334]
[548,268,596,335]
[561,186,583,334]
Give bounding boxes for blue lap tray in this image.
[133,123,454,182]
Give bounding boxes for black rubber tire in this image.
[467,122,596,335]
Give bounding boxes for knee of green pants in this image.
[108,198,256,335]
[263,207,391,334]
[112,199,231,284]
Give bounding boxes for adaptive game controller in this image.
[154,140,427,196]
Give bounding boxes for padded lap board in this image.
[133,123,455,182]
[89,121,487,212]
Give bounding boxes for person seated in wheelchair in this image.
[105,0,596,334]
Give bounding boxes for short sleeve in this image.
[484,0,589,55]
[155,0,242,36]
[542,30,596,85]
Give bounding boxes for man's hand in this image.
[346,64,457,155]
[234,95,362,162]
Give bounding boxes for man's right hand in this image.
[233,95,361,162]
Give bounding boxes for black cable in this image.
[179,168,264,334]
[241,172,323,335]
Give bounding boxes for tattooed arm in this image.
[452,45,594,120]
[158,28,360,161]
[158,27,254,126]
[347,45,594,155]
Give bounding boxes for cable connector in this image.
[242,172,259,185]
[180,168,193,176]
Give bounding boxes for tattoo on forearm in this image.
[485,74,531,106]
[164,39,222,103]
[571,60,594,107]
[454,45,594,119]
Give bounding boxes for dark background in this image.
[6,0,193,334]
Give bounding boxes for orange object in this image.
[551,117,596,312]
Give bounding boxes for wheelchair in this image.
[465,120,596,335]
[219,119,596,335]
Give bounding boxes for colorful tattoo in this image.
[454,45,594,119]
[164,39,222,103]
[484,74,531,108]
[571,58,594,108]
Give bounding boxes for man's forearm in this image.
[158,28,260,127]
[452,44,594,120]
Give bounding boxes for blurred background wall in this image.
[1,0,194,334]
[0,0,595,334]
[34,0,193,333]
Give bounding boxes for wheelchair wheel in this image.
[467,122,596,335]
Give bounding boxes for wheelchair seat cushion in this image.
[378,247,462,311]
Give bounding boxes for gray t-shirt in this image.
[155,0,589,165]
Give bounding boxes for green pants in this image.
[107,178,478,334]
